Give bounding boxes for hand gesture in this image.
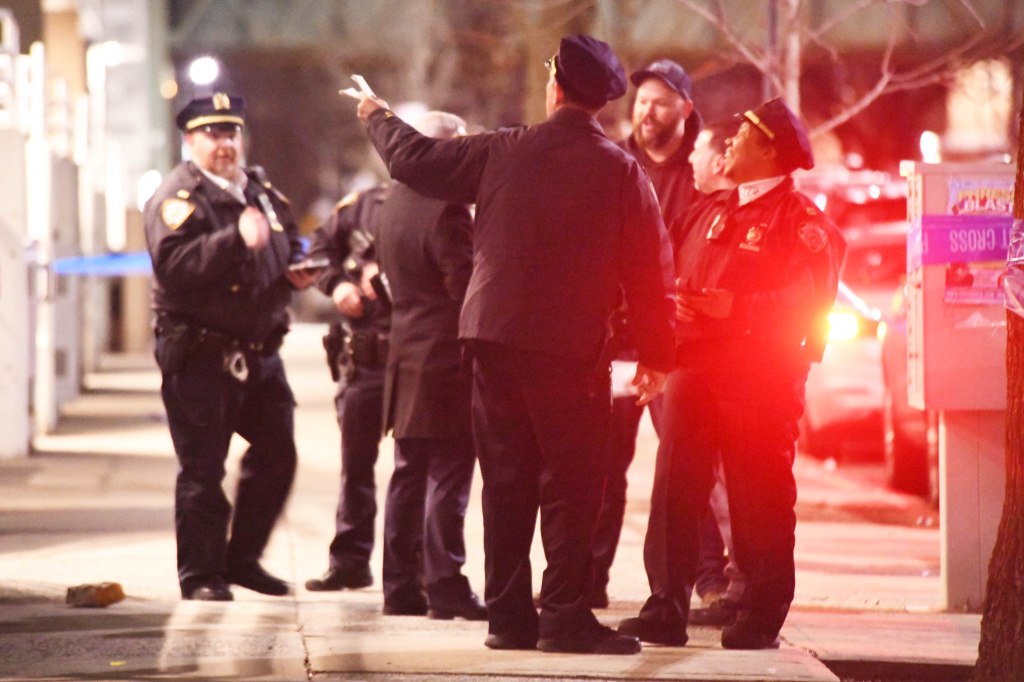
[238,206,270,250]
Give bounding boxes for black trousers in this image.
[639,352,805,638]
[328,365,385,572]
[382,434,475,604]
[161,350,297,593]
[590,394,664,595]
[469,342,610,641]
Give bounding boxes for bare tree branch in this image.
[810,37,896,137]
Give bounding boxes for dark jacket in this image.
[143,161,302,343]
[619,125,699,250]
[366,106,675,372]
[674,177,846,368]
[308,186,391,338]
[374,182,473,439]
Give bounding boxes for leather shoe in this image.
[484,632,537,650]
[688,598,738,627]
[428,592,487,621]
[617,616,688,646]
[226,564,291,597]
[383,593,428,616]
[721,619,781,650]
[305,566,372,591]
[538,624,641,655]
[182,579,233,602]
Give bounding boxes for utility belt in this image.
[323,322,388,382]
[155,315,284,382]
[350,331,389,368]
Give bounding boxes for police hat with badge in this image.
[738,97,814,174]
[548,34,627,108]
[175,90,246,133]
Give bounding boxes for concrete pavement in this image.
[0,323,979,681]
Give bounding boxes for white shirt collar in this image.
[198,166,247,205]
[737,175,787,207]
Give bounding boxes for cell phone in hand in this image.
[288,257,330,275]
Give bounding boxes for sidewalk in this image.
[0,323,978,681]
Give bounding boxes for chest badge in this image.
[739,224,765,252]
[160,198,195,231]
[705,213,726,240]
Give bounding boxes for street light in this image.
[187,56,219,86]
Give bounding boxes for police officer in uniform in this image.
[618,98,846,649]
[143,91,318,601]
[350,35,675,655]
[305,185,395,592]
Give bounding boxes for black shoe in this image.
[589,589,610,609]
[538,624,641,655]
[617,616,688,646]
[226,564,291,596]
[305,566,373,591]
[383,594,428,616]
[428,592,487,621]
[721,619,781,650]
[688,599,738,627]
[484,632,538,650]
[182,578,233,602]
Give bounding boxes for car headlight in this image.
[827,310,862,342]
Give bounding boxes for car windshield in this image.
[840,241,907,291]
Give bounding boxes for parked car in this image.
[879,285,939,505]
[800,221,909,461]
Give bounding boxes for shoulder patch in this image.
[161,198,195,231]
[798,221,828,253]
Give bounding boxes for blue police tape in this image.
[51,239,312,276]
[51,251,152,276]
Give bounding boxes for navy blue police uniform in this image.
[143,92,305,600]
[304,186,393,592]
[361,35,674,654]
[620,98,846,649]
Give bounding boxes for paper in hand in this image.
[339,74,377,100]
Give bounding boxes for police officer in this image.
[143,90,318,601]
[350,35,675,655]
[304,184,395,592]
[618,98,846,649]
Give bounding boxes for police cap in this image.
[175,91,246,133]
[552,34,627,107]
[630,59,692,100]
[739,97,814,172]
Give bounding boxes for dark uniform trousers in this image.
[590,395,663,595]
[161,348,297,593]
[469,341,610,641]
[639,340,805,638]
[329,365,386,572]
[382,433,474,603]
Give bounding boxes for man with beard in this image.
[589,59,701,609]
[144,90,318,601]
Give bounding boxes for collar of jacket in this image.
[548,105,606,137]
